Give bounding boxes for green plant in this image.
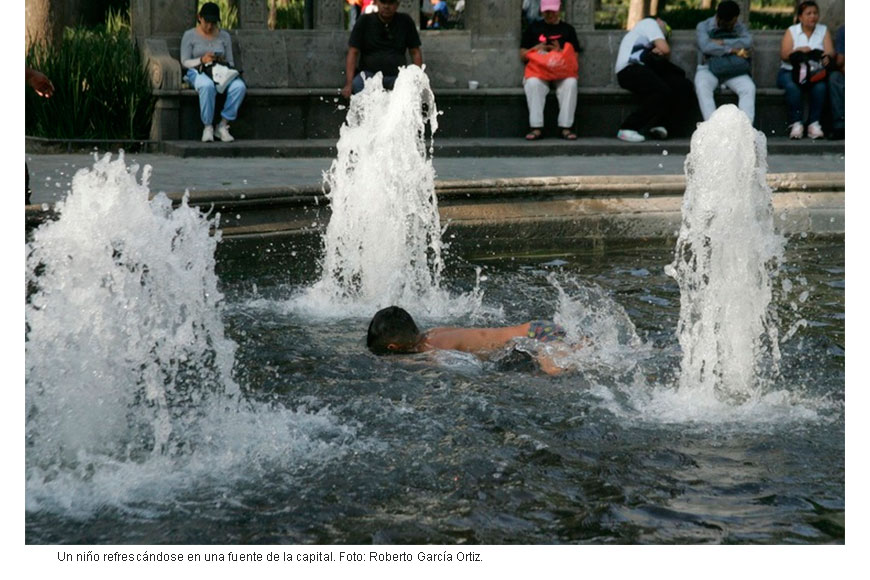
[273,0,306,30]
[595,0,796,29]
[748,10,794,29]
[659,7,716,29]
[660,6,794,29]
[25,10,154,140]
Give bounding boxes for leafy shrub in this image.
[661,8,793,30]
[26,12,154,140]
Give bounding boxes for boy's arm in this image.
[425,324,531,353]
[409,46,423,67]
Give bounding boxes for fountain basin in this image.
[26,172,844,246]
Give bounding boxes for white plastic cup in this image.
[468,80,479,90]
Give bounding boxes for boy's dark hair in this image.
[717,1,740,21]
[367,306,422,355]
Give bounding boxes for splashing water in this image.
[26,153,239,467]
[664,105,785,405]
[299,67,483,319]
[25,153,358,515]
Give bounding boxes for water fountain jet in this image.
[665,105,785,404]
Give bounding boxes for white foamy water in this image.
[295,67,484,320]
[664,105,785,404]
[25,153,359,515]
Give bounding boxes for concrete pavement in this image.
[25,143,845,206]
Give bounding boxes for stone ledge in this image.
[26,172,844,243]
[154,86,787,98]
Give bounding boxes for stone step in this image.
[159,137,845,159]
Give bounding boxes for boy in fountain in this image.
[366,306,573,375]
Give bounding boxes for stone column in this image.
[130,0,196,38]
[407,0,420,30]
[238,0,269,29]
[314,0,344,29]
[468,0,523,46]
[565,0,596,31]
[737,0,750,25]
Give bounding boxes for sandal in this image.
[561,128,578,140]
[525,128,543,141]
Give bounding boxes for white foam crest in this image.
[25,153,363,514]
[665,105,785,403]
[621,382,838,427]
[521,275,649,374]
[288,67,488,319]
[26,153,239,467]
[25,401,364,517]
[266,280,490,322]
[310,68,441,302]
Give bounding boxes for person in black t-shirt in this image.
[341,0,423,98]
[520,0,580,140]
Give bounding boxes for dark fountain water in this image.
[25,69,843,546]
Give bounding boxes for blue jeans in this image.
[776,68,826,125]
[351,71,398,94]
[185,69,246,126]
[829,70,845,130]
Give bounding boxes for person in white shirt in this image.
[614,17,695,143]
[776,0,834,139]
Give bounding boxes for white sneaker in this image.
[201,124,214,142]
[617,129,645,143]
[216,122,235,142]
[649,126,668,140]
[788,122,804,139]
[807,121,824,140]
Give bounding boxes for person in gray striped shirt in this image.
[180,2,246,142]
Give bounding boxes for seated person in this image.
[614,16,695,142]
[180,2,246,143]
[694,1,755,124]
[366,306,575,375]
[520,0,580,141]
[829,24,844,140]
[523,0,543,25]
[776,1,834,139]
[342,0,423,98]
[424,0,449,29]
[347,0,363,30]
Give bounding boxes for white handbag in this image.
[210,63,240,94]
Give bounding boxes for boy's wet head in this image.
[367,306,422,354]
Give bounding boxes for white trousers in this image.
[523,76,578,128]
[694,67,756,123]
